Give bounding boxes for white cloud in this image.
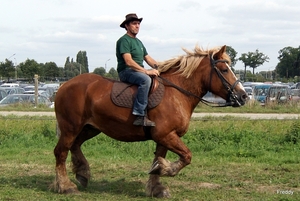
[1,0,300,72]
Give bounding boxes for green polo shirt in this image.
[116,34,148,73]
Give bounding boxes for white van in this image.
[0,83,19,87]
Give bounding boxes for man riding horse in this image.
[116,13,160,127]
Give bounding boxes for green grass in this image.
[0,103,54,111]
[0,115,299,200]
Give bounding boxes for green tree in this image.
[57,67,65,79]
[44,62,59,81]
[76,51,89,73]
[93,67,106,76]
[19,59,41,81]
[0,59,15,81]
[65,62,81,79]
[226,46,238,68]
[239,49,269,80]
[64,56,71,67]
[276,46,300,78]
[108,68,118,80]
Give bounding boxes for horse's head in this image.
[208,45,248,107]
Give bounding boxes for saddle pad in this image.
[111,78,164,109]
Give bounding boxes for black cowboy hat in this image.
[120,13,143,28]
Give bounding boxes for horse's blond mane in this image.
[158,45,231,78]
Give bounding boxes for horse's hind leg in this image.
[146,144,171,198]
[70,125,100,188]
[54,127,79,194]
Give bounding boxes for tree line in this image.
[1,46,300,83]
[226,45,300,83]
[0,51,118,83]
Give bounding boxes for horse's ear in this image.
[213,45,227,60]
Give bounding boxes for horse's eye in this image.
[221,69,228,73]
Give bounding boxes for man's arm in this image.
[123,53,146,73]
[144,55,158,69]
[123,53,159,76]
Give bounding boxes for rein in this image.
[158,75,203,100]
[158,75,228,107]
[157,56,242,107]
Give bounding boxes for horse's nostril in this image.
[242,93,248,101]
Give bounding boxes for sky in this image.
[1,0,300,73]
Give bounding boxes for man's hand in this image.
[145,69,160,76]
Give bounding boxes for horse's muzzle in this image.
[226,91,248,107]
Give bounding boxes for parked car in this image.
[0,88,8,100]
[253,84,273,105]
[23,85,35,91]
[23,90,51,99]
[202,91,226,104]
[244,86,253,100]
[38,86,55,97]
[42,83,60,90]
[266,85,291,104]
[0,87,25,95]
[291,89,300,102]
[0,94,52,107]
[0,83,19,87]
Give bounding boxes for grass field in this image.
[0,115,299,200]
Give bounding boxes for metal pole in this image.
[105,59,110,71]
[14,58,17,80]
[7,53,15,60]
[34,74,38,108]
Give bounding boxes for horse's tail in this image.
[56,122,61,138]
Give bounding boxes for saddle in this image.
[111,77,164,109]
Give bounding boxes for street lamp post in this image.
[14,58,17,80]
[7,53,15,60]
[105,59,110,71]
[6,54,16,82]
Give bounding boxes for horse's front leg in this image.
[149,133,192,176]
[146,133,192,198]
[146,144,171,198]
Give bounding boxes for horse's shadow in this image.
[1,175,146,198]
[84,178,146,197]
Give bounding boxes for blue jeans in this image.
[118,69,152,116]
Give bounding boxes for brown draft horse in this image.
[54,45,248,198]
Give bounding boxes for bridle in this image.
[157,55,243,107]
[208,56,242,107]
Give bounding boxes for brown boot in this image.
[133,116,156,127]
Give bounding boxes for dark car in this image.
[291,89,300,102]
[266,85,291,104]
[23,85,35,92]
[0,94,52,107]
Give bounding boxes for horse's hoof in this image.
[147,185,171,198]
[76,174,88,187]
[160,190,171,198]
[153,189,171,198]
